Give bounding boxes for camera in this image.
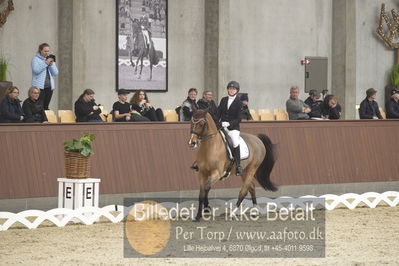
[46,54,56,62]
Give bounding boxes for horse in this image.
[130,21,159,81]
[188,109,277,221]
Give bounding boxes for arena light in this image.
[301,59,310,65]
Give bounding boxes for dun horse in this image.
[130,21,159,80]
[189,110,277,221]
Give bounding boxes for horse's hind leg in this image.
[248,182,257,206]
[236,168,257,207]
[236,183,250,208]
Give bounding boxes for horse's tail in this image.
[150,46,159,65]
[255,134,278,192]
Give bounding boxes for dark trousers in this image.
[144,108,164,121]
[39,88,53,110]
[131,113,150,122]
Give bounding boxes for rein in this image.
[191,117,217,141]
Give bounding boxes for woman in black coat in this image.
[0,86,24,123]
[74,89,102,122]
[321,95,341,120]
[22,87,48,123]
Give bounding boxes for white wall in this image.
[219,0,332,110]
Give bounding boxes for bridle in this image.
[190,117,216,141]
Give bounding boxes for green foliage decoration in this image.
[391,64,399,86]
[64,134,96,157]
[0,56,9,82]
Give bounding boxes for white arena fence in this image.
[0,191,398,231]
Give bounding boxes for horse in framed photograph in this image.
[129,20,159,81]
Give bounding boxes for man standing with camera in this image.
[31,43,59,110]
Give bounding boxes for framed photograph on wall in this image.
[116,0,167,92]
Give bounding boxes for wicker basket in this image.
[64,150,91,179]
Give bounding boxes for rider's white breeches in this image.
[226,129,240,148]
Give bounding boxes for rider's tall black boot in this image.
[234,146,242,176]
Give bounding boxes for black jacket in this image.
[22,98,48,123]
[74,96,102,122]
[320,96,341,119]
[241,105,253,120]
[0,96,24,123]
[197,98,218,120]
[304,97,323,118]
[327,104,341,119]
[385,98,399,119]
[216,96,242,131]
[359,98,382,119]
[180,97,198,121]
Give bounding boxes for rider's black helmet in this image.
[226,81,240,91]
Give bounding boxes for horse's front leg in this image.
[203,170,223,214]
[195,172,212,221]
[134,51,142,75]
[138,56,144,79]
[129,46,135,68]
[195,185,206,222]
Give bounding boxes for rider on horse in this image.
[190,81,243,176]
[216,81,242,176]
[216,81,243,176]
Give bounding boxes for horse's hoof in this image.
[193,217,201,222]
[204,206,212,214]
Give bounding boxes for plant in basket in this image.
[64,134,96,179]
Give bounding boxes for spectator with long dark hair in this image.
[0,86,24,123]
[130,90,164,121]
[74,89,103,122]
[22,87,48,123]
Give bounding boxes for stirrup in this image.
[236,165,242,176]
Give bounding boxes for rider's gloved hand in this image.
[222,122,230,128]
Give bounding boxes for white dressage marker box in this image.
[57,178,101,209]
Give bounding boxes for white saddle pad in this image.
[228,137,249,160]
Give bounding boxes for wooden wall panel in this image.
[0,120,398,199]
